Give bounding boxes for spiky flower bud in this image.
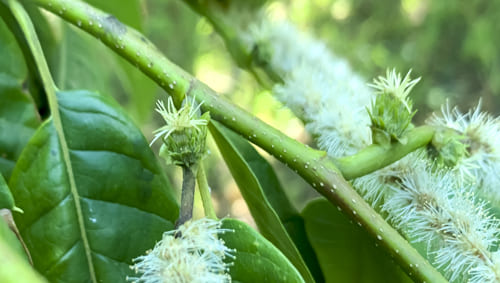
[369,69,421,111]
[151,97,209,167]
[127,218,235,283]
[367,69,420,144]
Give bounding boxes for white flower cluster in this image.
[428,101,500,205]
[242,12,500,282]
[128,218,234,283]
[246,19,373,157]
[356,151,500,282]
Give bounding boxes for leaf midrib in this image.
[49,92,97,283]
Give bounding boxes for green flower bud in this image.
[159,112,210,167]
[427,127,468,169]
[151,97,210,167]
[367,69,420,144]
[368,91,416,145]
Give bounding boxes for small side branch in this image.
[176,166,196,228]
[336,126,435,179]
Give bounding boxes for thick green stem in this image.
[336,126,435,180]
[176,166,196,228]
[196,164,217,220]
[25,0,446,281]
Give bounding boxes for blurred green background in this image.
[33,0,500,224]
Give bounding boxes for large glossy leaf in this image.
[9,90,179,282]
[0,220,47,283]
[220,218,305,283]
[210,121,316,283]
[302,199,412,283]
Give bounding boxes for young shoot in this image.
[151,96,211,226]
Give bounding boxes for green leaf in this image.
[0,15,26,79]
[0,220,47,283]
[9,90,179,282]
[0,74,40,179]
[0,174,14,210]
[0,3,51,113]
[227,134,323,282]
[302,199,412,283]
[0,15,41,179]
[210,121,317,283]
[220,218,305,283]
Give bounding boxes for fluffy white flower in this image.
[242,12,500,282]
[246,19,373,157]
[128,218,234,283]
[428,101,500,205]
[359,154,500,282]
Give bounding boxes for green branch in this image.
[336,126,435,180]
[23,0,446,281]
